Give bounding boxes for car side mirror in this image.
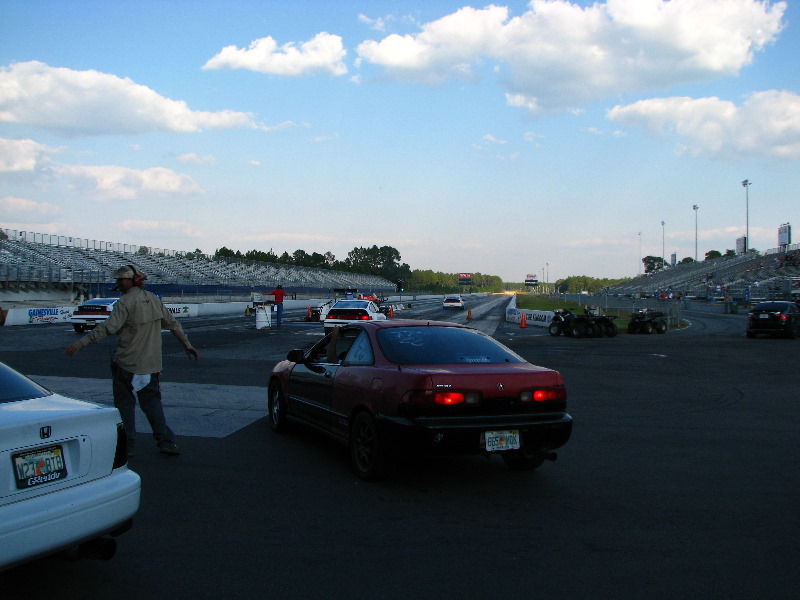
[286,349,305,363]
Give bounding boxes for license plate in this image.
[759,314,769,319]
[483,430,520,452]
[13,445,68,489]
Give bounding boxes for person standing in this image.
[266,285,287,326]
[65,265,199,456]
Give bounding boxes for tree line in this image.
[212,244,512,293]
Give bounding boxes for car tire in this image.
[73,324,85,333]
[548,323,561,336]
[787,324,799,340]
[570,322,585,338]
[656,321,667,334]
[501,449,545,471]
[267,382,288,433]
[642,322,654,334]
[349,411,387,481]
[606,322,619,337]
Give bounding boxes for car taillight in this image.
[113,422,128,469]
[780,314,788,321]
[402,390,481,405]
[520,386,567,403]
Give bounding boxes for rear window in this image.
[0,363,51,404]
[377,326,524,365]
[754,302,788,312]
[82,298,117,305]
[333,301,369,309]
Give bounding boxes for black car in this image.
[746,301,800,339]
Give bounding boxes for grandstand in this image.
[607,246,800,302]
[0,229,394,301]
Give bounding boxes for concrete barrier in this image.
[505,296,554,328]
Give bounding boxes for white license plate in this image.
[13,445,68,489]
[759,314,769,319]
[484,430,520,452]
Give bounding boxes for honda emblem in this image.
[497,383,505,391]
[40,426,52,439]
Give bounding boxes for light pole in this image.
[661,221,665,270]
[742,179,751,252]
[544,263,550,293]
[638,231,642,275]
[692,204,699,262]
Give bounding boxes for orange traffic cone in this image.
[467,309,472,320]
[520,312,527,328]
[307,305,312,319]
[389,305,395,317]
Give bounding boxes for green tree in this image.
[642,255,666,273]
[705,250,722,260]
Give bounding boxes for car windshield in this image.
[377,326,524,365]
[0,362,51,404]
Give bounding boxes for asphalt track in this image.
[1,295,798,599]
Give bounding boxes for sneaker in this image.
[158,441,180,456]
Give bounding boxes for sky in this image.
[1,0,798,283]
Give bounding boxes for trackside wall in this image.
[505,296,554,328]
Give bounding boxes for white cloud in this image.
[359,14,387,32]
[177,153,217,165]
[119,220,204,238]
[0,61,268,136]
[0,196,61,218]
[607,90,800,158]
[357,0,786,111]
[203,32,347,76]
[0,137,60,172]
[53,164,203,201]
[483,134,507,144]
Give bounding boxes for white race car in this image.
[442,295,466,310]
[70,297,118,333]
[323,300,387,333]
[0,362,141,571]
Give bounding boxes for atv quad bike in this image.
[627,308,668,334]
[548,308,618,338]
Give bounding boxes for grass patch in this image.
[514,294,637,329]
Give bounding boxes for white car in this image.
[70,297,118,333]
[443,295,466,310]
[0,362,141,571]
[323,300,387,333]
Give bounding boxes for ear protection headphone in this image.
[128,265,146,286]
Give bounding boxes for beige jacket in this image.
[73,287,194,374]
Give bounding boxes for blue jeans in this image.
[112,365,174,449]
[275,302,283,326]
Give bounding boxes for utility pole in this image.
[742,179,751,252]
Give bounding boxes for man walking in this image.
[65,265,199,456]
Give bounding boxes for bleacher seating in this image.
[607,249,800,301]
[0,237,394,294]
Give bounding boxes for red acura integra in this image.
[268,320,572,479]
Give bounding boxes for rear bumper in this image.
[377,412,572,456]
[0,468,141,570]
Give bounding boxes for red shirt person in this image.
[265,285,287,326]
